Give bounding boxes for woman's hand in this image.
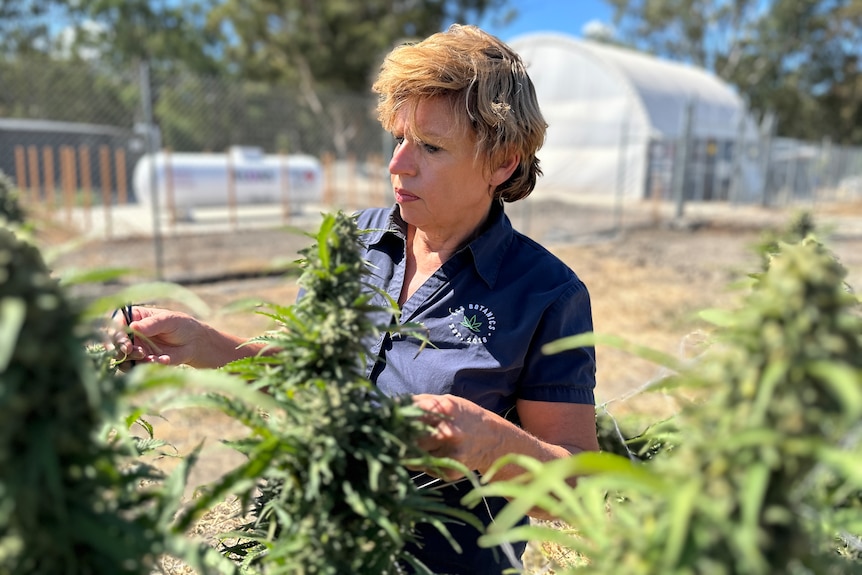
[411,393,598,484]
[112,306,257,369]
[411,393,497,481]
[112,306,202,368]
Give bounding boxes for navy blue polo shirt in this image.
[355,203,596,574]
[358,203,595,411]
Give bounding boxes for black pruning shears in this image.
[113,304,136,368]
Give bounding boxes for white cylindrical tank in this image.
[132,146,323,214]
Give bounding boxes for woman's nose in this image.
[389,140,416,176]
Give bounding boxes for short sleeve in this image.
[518,279,596,405]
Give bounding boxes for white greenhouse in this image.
[509,33,763,202]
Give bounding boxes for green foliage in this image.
[206,0,507,91]
[0,217,249,574]
[0,206,467,574]
[754,210,818,269]
[53,0,222,75]
[595,411,673,462]
[472,223,862,574]
[0,170,24,225]
[0,54,138,125]
[179,212,458,574]
[6,0,507,90]
[0,226,174,574]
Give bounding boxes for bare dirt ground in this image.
[39,196,862,572]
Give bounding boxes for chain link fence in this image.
[2,55,861,256]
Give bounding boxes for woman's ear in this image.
[489,154,520,187]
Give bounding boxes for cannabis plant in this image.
[0,169,25,225]
[180,212,460,574]
[0,226,166,574]
[0,220,243,575]
[473,226,862,574]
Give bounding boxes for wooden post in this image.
[99,146,113,238]
[114,148,128,205]
[14,146,26,194]
[280,150,291,224]
[347,153,357,210]
[42,147,55,210]
[322,152,334,206]
[61,146,76,223]
[373,153,388,207]
[27,145,39,204]
[79,145,92,228]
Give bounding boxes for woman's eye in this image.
[392,135,439,154]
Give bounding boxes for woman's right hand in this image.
[113,306,254,369]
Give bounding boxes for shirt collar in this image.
[362,206,405,246]
[366,202,513,290]
[467,201,512,289]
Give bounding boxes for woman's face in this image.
[388,97,513,241]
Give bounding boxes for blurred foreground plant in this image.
[471,221,862,574]
[0,224,226,574]
[0,169,25,226]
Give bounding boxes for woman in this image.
[117,24,598,574]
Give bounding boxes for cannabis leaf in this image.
[460,314,482,333]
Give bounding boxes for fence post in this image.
[613,105,630,235]
[164,147,176,227]
[79,145,92,229]
[322,152,335,206]
[758,112,776,207]
[114,148,128,205]
[99,145,113,238]
[61,146,76,223]
[280,149,291,223]
[14,146,26,193]
[43,147,55,210]
[347,153,357,211]
[139,60,165,280]
[226,148,238,230]
[27,145,39,204]
[729,110,747,205]
[672,100,694,219]
[373,154,388,207]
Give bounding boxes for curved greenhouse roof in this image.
[509,32,759,199]
[511,32,751,140]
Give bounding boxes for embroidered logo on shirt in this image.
[448,303,496,345]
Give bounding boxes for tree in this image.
[0,0,512,155]
[196,0,508,156]
[0,54,137,125]
[66,0,224,75]
[0,0,61,55]
[604,0,862,145]
[205,0,507,91]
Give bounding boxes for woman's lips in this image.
[395,188,419,202]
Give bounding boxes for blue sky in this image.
[474,0,616,41]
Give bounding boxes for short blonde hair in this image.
[372,24,547,202]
